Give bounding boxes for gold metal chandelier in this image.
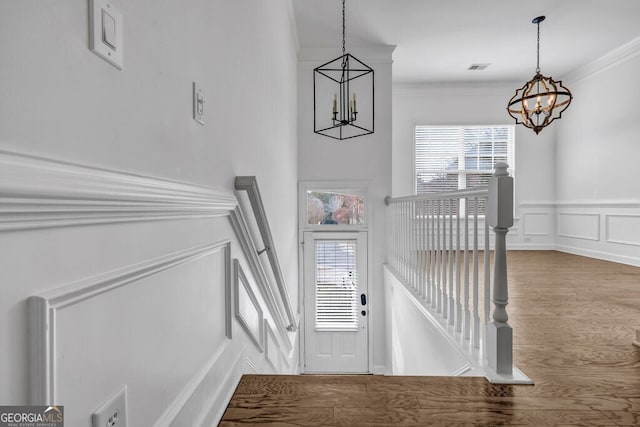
[507,16,573,134]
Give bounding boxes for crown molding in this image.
[563,36,640,85]
[393,81,522,97]
[285,0,301,53]
[298,45,396,64]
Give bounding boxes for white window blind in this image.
[415,125,515,195]
[315,240,358,330]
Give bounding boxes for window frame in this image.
[299,180,370,232]
[413,124,515,196]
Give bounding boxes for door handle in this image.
[360,294,367,306]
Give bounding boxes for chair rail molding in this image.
[0,149,237,231]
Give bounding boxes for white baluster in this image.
[411,201,416,291]
[486,163,514,375]
[456,198,462,332]
[484,212,490,327]
[473,197,480,349]
[431,201,437,308]
[436,200,442,313]
[449,198,455,326]
[425,201,431,303]
[464,198,470,340]
[421,200,427,299]
[440,200,448,319]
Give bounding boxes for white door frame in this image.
[303,230,369,373]
[298,180,373,374]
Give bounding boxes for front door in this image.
[303,231,368,373]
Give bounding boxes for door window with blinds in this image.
[415,125,515,213]
[314,239,359,331]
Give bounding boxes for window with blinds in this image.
[315,240,359,330]
[415,125,515,213]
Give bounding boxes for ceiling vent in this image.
[467,63,491,71]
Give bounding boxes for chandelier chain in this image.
[536,20,541,73]
[342,0,346,55]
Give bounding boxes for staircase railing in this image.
[235,176,297,332]
[385,163,514,376]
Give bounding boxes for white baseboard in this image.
[555,244,640,267]
[372,365,386,375]
[507,243,555,250]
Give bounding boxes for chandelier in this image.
[507,16,572,134]
[313,0,374,140]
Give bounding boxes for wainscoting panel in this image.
[234,259,264,352]
[265,321,280,371]
[30,241,231,425]
[555,202,640,267]
[522,212,551,236]
[3,149,298,425]
[557,213,600,241]
[606,214,640,246]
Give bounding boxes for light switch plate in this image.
[89,0,123,70]
[193,82,205,125]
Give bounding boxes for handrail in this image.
[385,188,488,204]
[235,176,297,331]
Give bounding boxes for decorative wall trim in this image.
[29,240,232,404]
[520,200,640,208]
[234,259,264,352]
[235,176,297,331]
[229,208,294,353]
[605,214,640,247]
[264,321,279,371]
[557,213,600,241]
[555,244,640,268]
[155,340,231,427]
[192,344,247,427]
[3,149,296,354]
[563,36,640,85]
[244,357,259,374]
[0,150,237,231]
[284,0,300,52]
[393,81,519,97]
[522,212,551,236]
[298,46,396,63]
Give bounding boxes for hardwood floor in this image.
[221,251,640,426]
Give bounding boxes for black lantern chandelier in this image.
[507,16,572,134]
[313,0,374,140]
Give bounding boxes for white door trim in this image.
[298,180,373,374]
[303,230,369,373]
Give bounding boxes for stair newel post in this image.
[486,163,513,375]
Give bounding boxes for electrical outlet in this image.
[92,386,128,427]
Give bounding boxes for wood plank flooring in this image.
[221,251,640,426]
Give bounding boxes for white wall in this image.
[0,0,299,424]
[297,46,394,374]
[393,83,557,249]
[384,267,470,376]
[554,39,640,266]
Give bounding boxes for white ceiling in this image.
[291,0,640,84]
